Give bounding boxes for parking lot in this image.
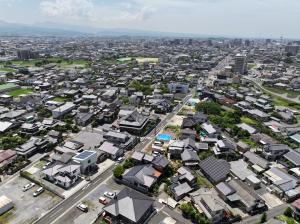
[0,176,62,224]
[53,178,125,224]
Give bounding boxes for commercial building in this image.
[234,53,247,75]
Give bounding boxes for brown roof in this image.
[0,149,17,163]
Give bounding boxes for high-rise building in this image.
[285,45,299,56]
[234,53,247,75]
[17,49,39,60]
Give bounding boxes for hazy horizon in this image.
[0,0,299,39]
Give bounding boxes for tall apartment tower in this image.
[234,53,247,75]
[17,49,39,60]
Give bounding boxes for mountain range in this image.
[0,20,208,38]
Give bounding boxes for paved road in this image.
[35,92,194,224]
[240,204,289,224]
[243,77,300,104]
[35,166,113,224]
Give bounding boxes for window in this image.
[88,159,91,163]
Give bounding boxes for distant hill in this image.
[0,21,211,38]
[0,21,85,36]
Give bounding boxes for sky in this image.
[0,0,299,38]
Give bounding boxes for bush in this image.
[284,207,293,217]
[113,165,125,179]
[123,159,134,169]
[260,212,267,223]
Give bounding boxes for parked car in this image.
[152,151,160,157]
[22,182,35,192]
[43,161,52,170]
[33,187,44,197]
[116,157,124,163]
[104,191,116,199]
[77,203,88,212]
[99,196,108,205]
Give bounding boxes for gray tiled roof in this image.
[103,188,153,223]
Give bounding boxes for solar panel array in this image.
[74,151,94,160]
[199,156,230,183]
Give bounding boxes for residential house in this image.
[181,149,200,167]
[98,141,123,161]
[0,149,17,169]
[75,112,93,126]
[263,167,300,201]
[180,129,197,141]
[52,102,76,119]
[119,110,149,136]
[201,123,219,138]
[167,82,189,93]
[292,198,300,221]
[121,164,161,194]
[230,159,261,189]
[103,188,154,224]
[72,150,97,174]
[216,179,267,214]
[199,156,230,184]
[243,151,270,173]
[237,123,257,135]
[103,130,139,151]
[15,137,49,157]
[190,188,228,224]
[43,161,81,189]
[262,144,290,161]
[213,140,235,157]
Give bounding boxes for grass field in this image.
[52,97,66,102]
[241,116,258,126]
[9,88,33,97]
[277,215,298,224]
[264,85,300,98]
[271,96,300,110]
[10,58,90,69]
[0,66,16,73]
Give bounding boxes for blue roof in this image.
[74,150,95,160]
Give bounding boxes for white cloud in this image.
[40,0,156,24]
[40,0,93,19]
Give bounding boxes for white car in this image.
[43,162,52,170]
[22,182,36,192]
[116,157,124,163]
[77,203,88,212]
[104,191,116,199]
[33,187,44,197]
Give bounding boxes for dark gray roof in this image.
[284,150,300,166]
[103,188,153,223]
[243,151,269,169]
[152,155,169,168]
[181,149,200,162]
[199,156,230,183]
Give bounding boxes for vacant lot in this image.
[0,176,62,224]
[9,88,34,97]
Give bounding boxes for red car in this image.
[99,196,108,205]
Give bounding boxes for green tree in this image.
[195,101,222,115]
[113,165,125,178]
[284,207,293,217]
[260,212,267,223]
[123,159,134,169]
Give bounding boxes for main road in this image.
[34,92,194,224]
